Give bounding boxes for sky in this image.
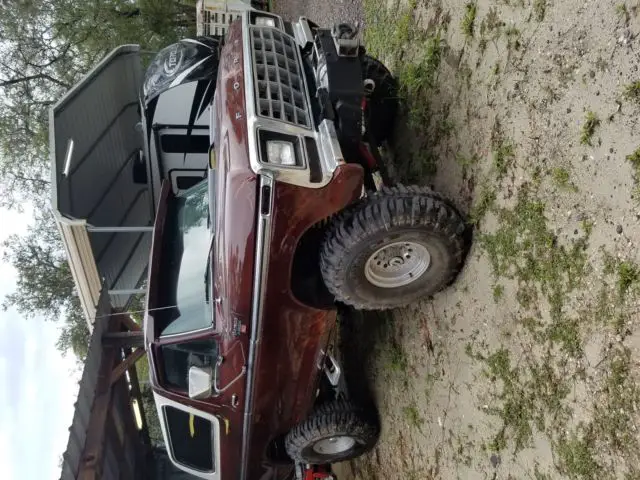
[0,207,80,480]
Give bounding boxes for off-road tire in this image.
[361,55,398,144]
[285,400,378,464]
[320,186,467,310]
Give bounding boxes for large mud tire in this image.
[285,400,378,464]
[320,186,467,310]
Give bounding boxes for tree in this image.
[56,299,91,361]
[2,209,91,359]
[0,0,197,209]
[1,0,197,360]
[2,210,75,319]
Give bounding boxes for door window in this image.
[163,405,214,472]
[160,338,219,392]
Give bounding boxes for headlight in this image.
[266,140,296,166]
[254,16,277,28]
[259,131,304,168]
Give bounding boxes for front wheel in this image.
[285,400,378,464]
[320,186,467,310]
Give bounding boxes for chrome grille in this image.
[251,28,310,129]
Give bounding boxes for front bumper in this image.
[242,12,364,188]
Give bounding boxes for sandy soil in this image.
[274,1,640,479]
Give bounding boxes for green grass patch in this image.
[480,185,591,350]
[580,111,600,146]
[481,346,573,454]
[492,141,516,180]
[456,153,479,177]
[617,261,640,297]
[552,167,578,191]
[626,146,640,200]
[623,81,640,103]
[403,404,424,428]
[484,348,534,452]
[581,218,594,236]
[555,433,601,479]
[387,341,409,372]
[462,2,478,38]
[470,185,497,224]
[493,284,505,302]
[591,347,640,457]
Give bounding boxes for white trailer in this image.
[196,0,264,37]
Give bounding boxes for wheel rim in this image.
[312,436,357,455]
[364,241,431,288]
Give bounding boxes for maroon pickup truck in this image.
[142,12,467,480]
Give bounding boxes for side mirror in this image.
[188,366,213,399]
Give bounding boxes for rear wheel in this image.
[320,186,467,310]
[285,400,378,464]
[361,55,398,144]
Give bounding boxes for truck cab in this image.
[142,9,468,480]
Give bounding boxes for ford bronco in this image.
[143,11,467,480]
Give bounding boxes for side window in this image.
[164,406,214,472]
[160,339,219,391]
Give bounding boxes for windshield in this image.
[156,180,213,336]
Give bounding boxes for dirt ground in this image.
[275,1,640,479]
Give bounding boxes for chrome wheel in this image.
[364,241,431,288]
[312,436,356,455]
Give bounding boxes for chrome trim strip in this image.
[318,119,344,172]
[239,173,274,480]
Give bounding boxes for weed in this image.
[533,0,547,21]
[363,0,416,59]
[551,167,578,191]
[505,26,522,50]
[552,167,570,186]
[462,2,478,38]
[580,111,600,146]
[400,33,444,96]
[485,348,535,451]
[617,3,631,24]
[617,261,639,297]
[492,62,500,75]
[546,317,582,357]
[626,147,640,199]
[591,347,640,456]
[623,81,640,103]
[403,404,424,428]
[493,141,516,179]
[627,146,640,170]
[493,284,505,302]
[581,219,594,236]
[470,185,497,224]
[388,342,409,372]
[455,152,478,176]
[438,118,456,137]
[485,7,503,35]
[479,37,487,54]
[555,433,601,478]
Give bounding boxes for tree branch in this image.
[0,72,70,89]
